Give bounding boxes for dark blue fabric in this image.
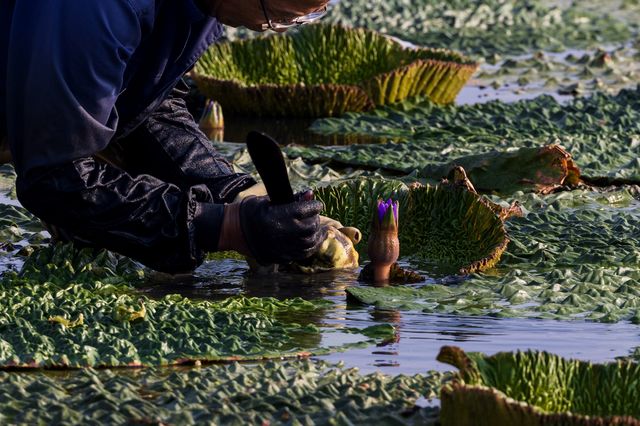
[0,1,13,141]
[1,0,224,175]
[16,85,256,274]
[0,0,261,273]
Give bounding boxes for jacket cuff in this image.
[224,175,258,203]
[193,202,225,253]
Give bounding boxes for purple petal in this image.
[393,201,399,222]
[377,200,387,223]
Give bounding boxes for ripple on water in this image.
[141,259,640,376]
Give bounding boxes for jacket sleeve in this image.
[113,80,257,204]
[16,158,226,274]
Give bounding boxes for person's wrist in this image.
[218,202,250,255]
[193,202,226,253]
[233,182,267,203]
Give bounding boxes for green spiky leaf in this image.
[438,346,640,424]
[0,244,385,368]
[193,24,477,117]
[314,178,508,274]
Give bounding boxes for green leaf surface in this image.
[294,87,640,185]
[0,361,449,425]
[471,45,640,102]
[438,346,640,423]
[347,188,640,322]
[0,244,383,368]
[325,0,636,56]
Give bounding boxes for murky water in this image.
[221,115,391,146]
[142,259,640,375]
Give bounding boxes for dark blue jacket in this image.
[0,0,256,273]
[2,0,223,174]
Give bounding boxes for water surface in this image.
[142,259,640,375]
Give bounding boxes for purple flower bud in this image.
[377,199,388,223]
[375,199,399,230]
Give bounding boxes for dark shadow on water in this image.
[140,259,360,301]
[185,82,389,147]
[220,114,390,147]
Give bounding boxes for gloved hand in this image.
[218,190,326,265]
[234,182,344,228]
[230,183,361,272]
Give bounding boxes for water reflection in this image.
[142,259,357,300]
[222,115,391,146]
[322,307,640,375]
[141,259,640,376]
[186,83,391,147]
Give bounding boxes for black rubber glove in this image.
[237,191,326,265]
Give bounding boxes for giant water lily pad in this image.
[326,0,635,56]
[193,24,477,117]
[437,345,640,425]
[471,46,640,102]
[0,361,447,424]
[422,145,581,194]
[0,244,390,368]
[314,178,508,274]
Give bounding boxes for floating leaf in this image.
[346,188,640,323]
[0,244,386,368]
[48,314,84,329]
[298,87,640,184]
[325,0,635,56]
[0,360,448,424]
[193,24,477,117]
[421,145,581,194]
[114,303,146,322]
[314,177,508,274]
[438,345,640,425]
